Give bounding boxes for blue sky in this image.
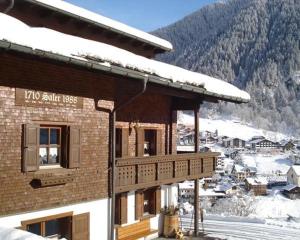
[66,0,217,32]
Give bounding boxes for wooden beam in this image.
[194,106,200,153]
[194,105,200,236]
[194,179,199,236]
[172,97,202,110]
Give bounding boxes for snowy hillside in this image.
[179,113,289,141]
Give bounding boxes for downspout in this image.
[2,0,14,13]
[110,75,148,240]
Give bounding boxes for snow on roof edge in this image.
[0,13,250,102]
[26,0,173,51]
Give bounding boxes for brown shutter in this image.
[136,128,144,157]
[135,191,144,220]
[121,128,129,157]
[155,188,161,214]
[68,126,81,168]
[72,213,89,240]
[22,124,39,172]
[115,193,128,225]
[156,129,163,155]
[120,193,128,224]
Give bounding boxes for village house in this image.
[0,0,249,239]
[222,137,246,148]
[214,183,236,195]
[245,177,268,196]
[249,138,278,151]
[232,164,257,181]
[280,140,296,152]
[224,149,240,159]
[287,165,300,187]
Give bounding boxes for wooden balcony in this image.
[115,152,219,193]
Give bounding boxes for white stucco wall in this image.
[287,168,300,187]
[0,198,110,240]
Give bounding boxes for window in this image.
[39,126,62,166]
[144,130,156,156]
[21,212,90,240]
[115,128,129,158]
[23,214,72,240]
[22,124,81,172]
[136,128,162,157]
[135,188,161,220]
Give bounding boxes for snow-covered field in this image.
[179,114,288,141]
[242,153,293,175]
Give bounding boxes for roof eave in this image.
[0,40,248,104]
[23,0,173,52]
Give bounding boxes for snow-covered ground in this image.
[242,153,293,175]
[179,114,288,141]
[180,214,300,240]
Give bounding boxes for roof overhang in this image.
[0,40,248,104]
[21,0,173,53]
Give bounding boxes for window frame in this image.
[22,123,81,172]
[39,125,62,167]
[21,212,73,239]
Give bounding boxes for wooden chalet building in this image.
[245,177,268,196]
[0,0,250,239]
[222,137,246,148]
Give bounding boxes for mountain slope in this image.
[153,0,300,136]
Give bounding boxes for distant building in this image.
[282,185,300,199]
[249,139,278,150]
[214,183,236,195]
[232,164,257,181]
[223,137,246,148]
[287,165,300,187]
[245,177,268,196]
[280,140,296,151]
[224,149,239,159]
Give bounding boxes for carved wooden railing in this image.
[115,152,219,193]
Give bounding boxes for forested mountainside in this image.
[153,0,300,136]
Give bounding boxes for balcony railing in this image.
[115,152,219,193]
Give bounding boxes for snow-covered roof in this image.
[214,183,233,192]
[178,181,194,189]
[291,165,300,176]
[0,226,46,240]
[0,13,250,103]
[199,188,225,197]
[25,0,173,51]
[246,177,268,185]
[233,164,257,173]
[282,184,298,191]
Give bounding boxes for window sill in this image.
[31,168,75,188]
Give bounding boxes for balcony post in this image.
[194,106,200,236]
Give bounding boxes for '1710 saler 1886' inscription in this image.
[15,88,83,109]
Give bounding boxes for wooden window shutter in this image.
[72,213,89,240]
[155,188,161,214]
[68,126,81,168]
[156,129,163,155]
[135,191,144,220]
[136,128,144,157]
[121,128,129,157]
[115,193,128,225]
[120,193,128,224]
[22,124,39,172]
